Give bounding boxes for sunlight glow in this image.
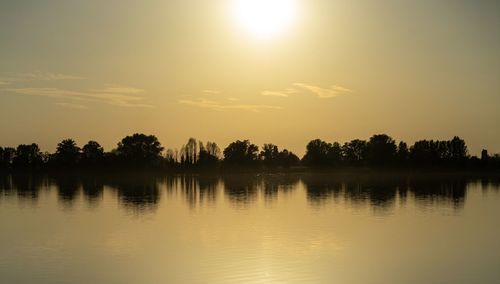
[231,0,299,39]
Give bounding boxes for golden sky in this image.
[1,0,499,155]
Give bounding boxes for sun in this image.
[231,0,299,39]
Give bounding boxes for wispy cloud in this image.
[261,88,298,97]
[293,83,353,98]
[8,88,85,100]
[20,71,84,81]
[6,86,152,108]
[92,85,144,94]
[54,102,88,110]
[202,89,221,95]
[0,71,84,84]
[90,92,152,108]
[178,99,282,112]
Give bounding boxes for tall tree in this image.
[206,142,221,158]
[302,139,332,167]
[116,133,164,165]
[449,136,468,161]
[181,138,198,165]
[260,144,280,167]
[342,139,367,166]
[276,149,300,168]
[81,141,104,165]
[223,140,259,167]
[397,141,409,164]
[165,148,178,165]
[366,134,397,166]
[0,147,15,169]
[55,139,81,166]
[13,143,43,168]
[327,142,343,167]
[198,141,220,168]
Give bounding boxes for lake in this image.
[1,173,499,283]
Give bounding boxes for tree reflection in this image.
[409,177,467,209]
[11,174,45,202]
[0,173,498,214]
[222,175,261,206]
[262,174,299,202]
[81,176,104,206]
[169,176,220,208]
[108,175,161,213]
[301,174,469,212]
[53,175,80,207]
[198,176,219,205]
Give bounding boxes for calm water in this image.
[1,173,500,284]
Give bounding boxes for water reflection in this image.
[173,175,219,208]
[1,173,499,213]
[110,176,161,213]
[301,174,473,212]
[53,175,80,207]
[81,176,104,206]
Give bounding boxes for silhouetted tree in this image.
[276,149,300,168]
[342,139,367,166]
[12,143,43,169]
[0,132,496,171]
[0,147,4,169]
[481,149,490,162]
[54,139,80,166]
[397,141,409,165]
[260,144,280,167]
[477,150,493,168]
[81,141,104,165]
[181,138,198,165]
[437,140,450,161]
[198,141,220,168]
[0,147,15,170]
[116,133,164,165]
[409,137,468,167]
[492,154,500,168]
[5,147,16,166]
[302,139,332,167]
[449,136,468,163]
[165,148,178,166]
[223,140,259,167]
[259,144,300,168]
[206,142,221,158]
[366,134,397,166]
[409,140,434,166]
[327,142,343,166]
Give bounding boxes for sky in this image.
[1,0,499,156]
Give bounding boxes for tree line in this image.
[0,133,499,171]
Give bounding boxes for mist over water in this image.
[1,173,500,283]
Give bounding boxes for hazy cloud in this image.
[92,85,144,94]
[1,71,84,84]
[261,88,298,97]
[90,91,152,108]
[293,83,353,98]
[54,102,88,110]
[178,98,282,112]
[7,86,152,108]
[20,71,84,81]
[8,88,85,100]
[202,89,221,95]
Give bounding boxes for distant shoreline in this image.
[2,167,499,177]
[2,133,499,173]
